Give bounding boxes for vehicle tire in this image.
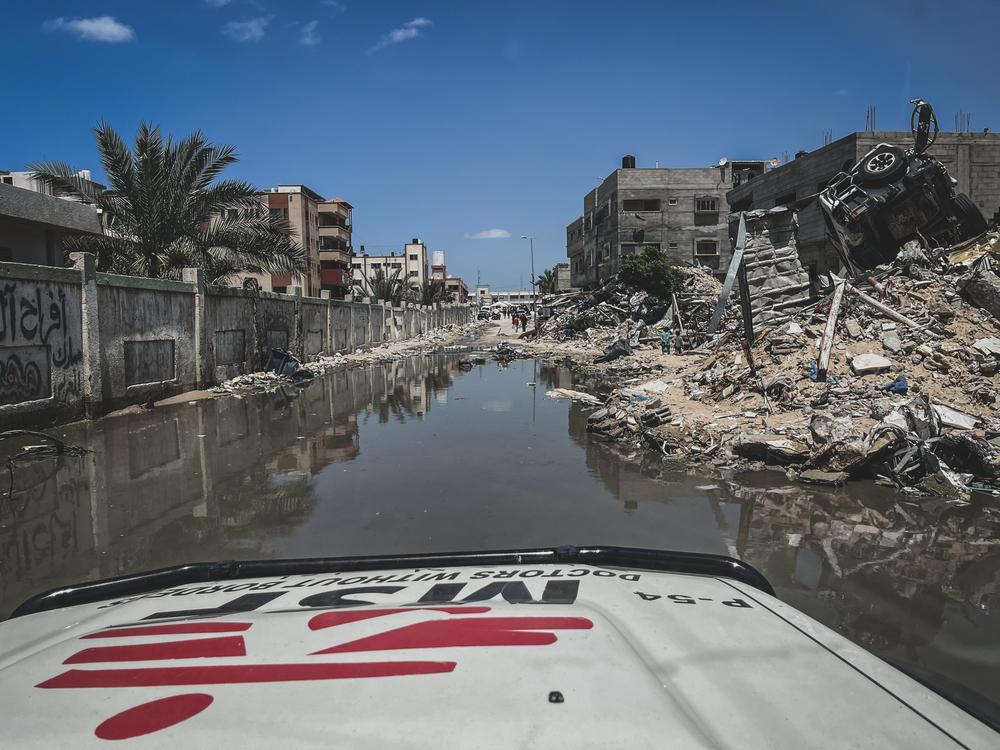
[953,193,988,237]
[857,145,908,187]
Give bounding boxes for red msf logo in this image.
[37,607,593,741]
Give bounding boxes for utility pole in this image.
[521,235,537,336]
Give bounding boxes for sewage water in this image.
[2,355,998,719]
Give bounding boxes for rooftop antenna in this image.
[822,128,833,145]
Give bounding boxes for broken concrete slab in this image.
[850,352,893,375]
[799,469,849,486]
[973,337,1000,357]
[881,330,903,354]
[930,403,979,430]
[810,414,857,445]
[547,388,601,404]
[844,319,863,339]
[962,268,1000,323]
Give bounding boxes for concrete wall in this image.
[0,255,472,428]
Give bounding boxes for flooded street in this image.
[2,354,999,716]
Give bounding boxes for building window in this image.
[622,199,662,212]
[409,270,418,277]
[409,254,418,261]
[695,240,719,257]
[695,197,718,213]
[668,242,678,250]
[667,198,678,206]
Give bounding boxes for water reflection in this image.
[1,355,997,715]
[0,356,458,617]
[554,366,1000,710]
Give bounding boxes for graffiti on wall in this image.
[0,346,50,404]
[0,282,82,405]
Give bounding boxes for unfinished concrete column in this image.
[71,252,103,414]
[181,267,208,387]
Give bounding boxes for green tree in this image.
[536,268,557,294]
[408,281,454,305]
[29,122,305,284]
[617,245,685,299]
[359,266,407,305]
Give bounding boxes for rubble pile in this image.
[535,266,729,355]
[579,228,1000,499]
[215,320,487,394]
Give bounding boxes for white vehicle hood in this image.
[0,563,995,748]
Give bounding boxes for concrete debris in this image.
[550,214,1000,499]
[850,352,893,375]
[547,388,602,404]
[216,320,487,394]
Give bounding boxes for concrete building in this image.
[567,155,768,288]
[317,198,352,298]
[444,277,469,304]
[726,131,1000,278]
[262,184,324,295]
[351,238,429,297]
[0,181,102,265]
[474,286,536,307]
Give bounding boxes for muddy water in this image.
[2,355,998,718]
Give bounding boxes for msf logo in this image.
[37,604,593,741]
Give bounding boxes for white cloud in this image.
[321,0,347,14]
[464,228,511,240]
[223,16,271,41]
[300,20,320,46]
[205,0,233,7]
[369,17,432,54]
[43,16,135,43]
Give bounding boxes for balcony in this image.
[319,248,351,265]
[318,224,351,242]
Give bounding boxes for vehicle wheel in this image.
[953,193,988,237]
[857,145,907,187]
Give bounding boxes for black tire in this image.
[953,193,988,237]
[857,145,908,187]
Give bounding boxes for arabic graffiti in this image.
[0,281,83,406]
[0,348,48,404]
[0,281,83,365]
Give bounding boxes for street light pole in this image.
[521,235,537,336]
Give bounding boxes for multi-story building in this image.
[567,155,768,288]
[317,198,352,298]
[444,277,469,304]
[351,238,429,297]
[261,184,323,295]
[726,130,1000,278]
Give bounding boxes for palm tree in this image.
[408,281,454,305]
[536,267,557,294]
[359,266,407,306]
[29,121,305,284]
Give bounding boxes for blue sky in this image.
[4,0,999,289]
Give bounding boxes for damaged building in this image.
[726,130,1000,280]
[567,155,769,289]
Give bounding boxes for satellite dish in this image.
[717,157,729,167]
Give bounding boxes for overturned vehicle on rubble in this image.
[819,100,989,272]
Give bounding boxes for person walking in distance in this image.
[512,313,520,333]
[521,314,528,333]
